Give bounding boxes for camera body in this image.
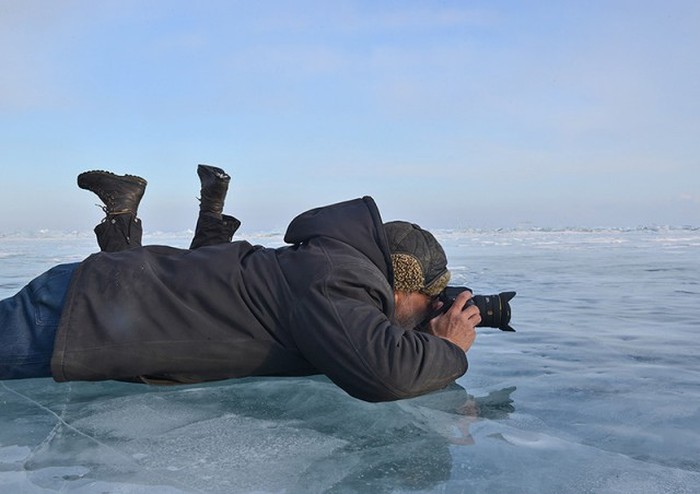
[436,286,516,331]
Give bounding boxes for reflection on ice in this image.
[3,374,698,493]
[489,431,568,449]
[1,377,519,493]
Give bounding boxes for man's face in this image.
[393,291,434,329]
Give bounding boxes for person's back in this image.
[52,197,391,388]
[51,239,307,383]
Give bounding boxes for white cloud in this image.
[243,1,494,33]
[680,193,700,204]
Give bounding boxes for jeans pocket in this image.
[34,286,63,326]
[31,263,76,326]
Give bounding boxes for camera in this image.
[435,286,516,332]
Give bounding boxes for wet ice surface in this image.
[1,228,699,493]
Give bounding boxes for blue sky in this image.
[1,0,698,233]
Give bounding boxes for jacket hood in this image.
[284,196,394,287]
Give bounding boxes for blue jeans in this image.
[0,263,78,379]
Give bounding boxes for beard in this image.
[394,305,430,330]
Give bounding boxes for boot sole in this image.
[78,170,147,190]
[197,164,230,182]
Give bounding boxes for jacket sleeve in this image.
[289,259,468,402]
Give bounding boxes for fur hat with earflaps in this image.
[384,221,451,297]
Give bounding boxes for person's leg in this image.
[77,171,147,252]
[0,263,78,380]
[93,214,143,252]
[189,165,241,249]
[189,213,241,250]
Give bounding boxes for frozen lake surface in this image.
[1,227,699,493]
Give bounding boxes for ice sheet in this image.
[2,229,699,492]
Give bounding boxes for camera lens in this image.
[437,287,516,331]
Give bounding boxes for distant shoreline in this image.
[1,224,698,240]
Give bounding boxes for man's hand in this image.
[427,290,481,351]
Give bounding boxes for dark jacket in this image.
[51,197,467,402]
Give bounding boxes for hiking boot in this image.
[77,170,147,216]
[197,164,230,215]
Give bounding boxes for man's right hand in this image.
[427,290,481,351]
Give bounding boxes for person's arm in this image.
[289,263,468,402]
